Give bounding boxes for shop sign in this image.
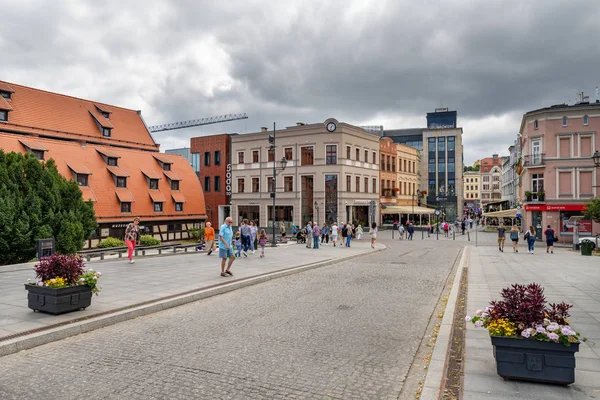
[225,164,232,200]
[354,200,370,205]
[524,204,586,211]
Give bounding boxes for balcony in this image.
[381,189,399,198]
[523,153,545,168]
[524,192,545,202]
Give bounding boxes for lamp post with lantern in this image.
[269,123,288,247]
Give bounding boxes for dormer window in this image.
[100,111,110,119]
[0,110,7,122]
[76,174,89,187]
[175,202,183,212]
[171,180,180,190]
[32,150,45,160]
[121,202,132,213]
[163,163,171,171]
[102,128,111,137]
[149,179,159,190]
[116,177,127,188]
[0,91,11,99]
[154,202,163,212]
[107,157,118,166]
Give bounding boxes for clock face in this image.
[326,122,336,132]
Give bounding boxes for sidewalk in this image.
[0,240,380,352]
[463,245,600,398]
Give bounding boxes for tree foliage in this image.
[0,151,97,265]
[463,165,479,172]
[585,198,600,223]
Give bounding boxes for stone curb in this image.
[420,246,469,399]
[0,245,385,358]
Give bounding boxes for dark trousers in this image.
[321,234,329,243]
[241,235,251,252]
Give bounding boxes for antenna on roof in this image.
[596,86,599,103]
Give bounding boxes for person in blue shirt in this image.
[218,217,235,277]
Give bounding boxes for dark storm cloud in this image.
[1,0,599,163]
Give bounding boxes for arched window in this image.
[583,115,589,126]
[562,116,568,127]
[534,120,538,129]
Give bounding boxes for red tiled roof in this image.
[115,188,135,202]
[67,163,92,175]
[171,192,186,203]
[141,169,161,180]
[80,187,98,202]
[18,139,48,152]
[0,80,158,151]
[153,154,173,164]
[0,132,206,223]
[0,97,13,111]
[163,170,182,181]
[95,104,112,114]
[149,190,166,202]
[96,148,121,159]
[89,110,114,129]
[0,82,15,93]
[107,166,130,177]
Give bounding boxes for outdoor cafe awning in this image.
[381,205,436,215]
[483,208,518,218]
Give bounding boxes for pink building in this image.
[519,101,599,240]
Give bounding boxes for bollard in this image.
[467,231,470,241]
[453,230,455,240]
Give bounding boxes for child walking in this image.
[234,232,242,258]
[258,229,268,258]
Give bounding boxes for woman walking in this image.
[509,225,520,253]
[321,223,329,245]
[249,220,258,254]
[544,225,556,254]
[370,222,378,249]
[525,225,536,254]
[204,222,215,256]
[357,224,363,240]
[124,217,141,264]
[258,229,268,258]
[239,219,251,257]
[279,222,286,241]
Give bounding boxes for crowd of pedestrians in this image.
[496,222,557,255]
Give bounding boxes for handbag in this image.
[524,231,530,240]
[553,237,559,243]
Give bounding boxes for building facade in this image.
[479,155,503,208]
[463,171,481,211]
[230,119,381,229]
[501,138,521,208]
[190,134,234,225]
[520,100,600,240]
[0,80,206,246]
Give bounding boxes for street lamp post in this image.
[269,122,288,247]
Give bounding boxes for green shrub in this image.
[139,235,160,246]
[97,237,126,248]
[189,228,204,243]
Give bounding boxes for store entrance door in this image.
[532,211,543,240]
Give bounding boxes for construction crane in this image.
[148,113,248,133]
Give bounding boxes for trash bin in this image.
[581,241,594,256]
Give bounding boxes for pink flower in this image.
[521,329,531,338]
[465,316,472,322]
[475,320,484,328]
[548,332,559,341]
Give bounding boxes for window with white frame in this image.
[534,120,538,129]
[583,115,589,126]
[562,116,568,127]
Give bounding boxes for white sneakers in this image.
[129,260,135,264]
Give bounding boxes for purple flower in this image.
[548,332,559,341]
[547,323,559,332]
[475,320,484,328]
[465,316,472,322]
[476,309,483,316]
[561,326,573,336]
[536,325,546,334]
[521,329,531,338]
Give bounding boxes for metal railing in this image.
[523,153,545,167]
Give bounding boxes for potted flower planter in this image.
[491,336,579,385]
[25,284,92,315]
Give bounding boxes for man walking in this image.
[218,217,235,277]
[497,222,506,252]
[240,219,251,257]
[312,222,321,249]
[305,221,313,249]
[407,223,414,240]
[204,221,215,255]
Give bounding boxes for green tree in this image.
[0,151,97,265]
[585,198,600,223]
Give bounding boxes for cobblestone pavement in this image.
[0,233,462,400]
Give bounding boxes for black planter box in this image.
[491,336,579,385]
[25,284,92,315]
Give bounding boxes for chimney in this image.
[492,154,498,159]
[260,127,268,132]
[296,122,305,126]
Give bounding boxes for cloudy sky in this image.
[2,0,600,165]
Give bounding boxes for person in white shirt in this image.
[330,222,339,247]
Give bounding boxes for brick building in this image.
[190,134,234,225]
[479,154,503,209]
[0,80,206,246]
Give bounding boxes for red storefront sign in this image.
[523,204,587,211]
